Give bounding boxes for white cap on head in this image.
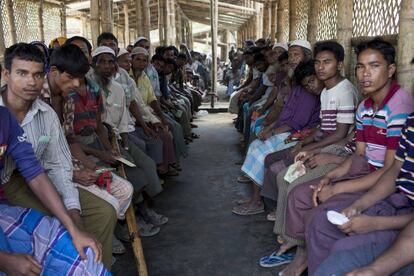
[92,46,115,58]
[117,48,129,58]
[272,42,288,51]
[289,40,312,51]
[134,37,148,46]
[130,47,149,57]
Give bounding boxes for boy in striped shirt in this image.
[282,39,414,275]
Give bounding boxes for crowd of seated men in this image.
[229,37,414,276]
[0,33,207,274]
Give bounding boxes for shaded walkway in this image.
[114,113,283,275]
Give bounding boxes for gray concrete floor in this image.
[113,113,284,276]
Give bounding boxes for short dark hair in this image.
[164,58,177,70]
[253,53,266,63]
[155,46,166,55]
[4,43,45,71]
[314,41,345,62]
[97,32,118,46]
[177,53,187,60]
[164,46,179,56]
[355,38,395,65]
[151,54,165,63]
[294,60,316,84]
[278,51,289,62]
[50,44,90,78]
[65,36,92,55]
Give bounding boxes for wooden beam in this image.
[178,0,256,13]
[337,0,353,76]
[142,0,151,41]
[289,0,298,40]
[397,0,414,92]
[101,0,113,33]
[39,0,45,42]
[307,0,319,45]
[123,3,130,46]
[271,0,277,42]
[135,0,143,36]
[210,0,218,107]
[90,0,100,47]
[169,0,176,45]
[262,1,270,38]
[5,0,17,44]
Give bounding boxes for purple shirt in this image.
[275,85,320,131]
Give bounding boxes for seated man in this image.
[316,112,414,276]
[282,39,414,276]
[1,43,116,269]
[0,104,106,274]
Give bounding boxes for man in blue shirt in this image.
[0,106,108,275]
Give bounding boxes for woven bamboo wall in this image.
[295,0,309,40]
[1,0,62,47]
[316,0,338,41]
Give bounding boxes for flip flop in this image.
[232,203,264,216]
[259,252,295,268]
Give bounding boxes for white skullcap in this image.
[134,37,149,45]
[92,46,115,58]
[130,47,149,57]
[117,48,129,58]
[272,42,288,51]
[289,40,312,51]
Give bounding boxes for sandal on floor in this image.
[266,211,276,222]
[112,236,126,255]
[136,218,161,237]
[236,198,251,205]
[237,175,252,183]
[147,208,169,226]
[232,203,264,216]
[259,251,295,268]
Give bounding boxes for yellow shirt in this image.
[135,72,157,105]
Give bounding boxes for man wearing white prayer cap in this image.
[134,37,150,51]
[288,40,313,77]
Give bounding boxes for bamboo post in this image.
[123,3,130,46]
[176,10,182,45]
[90,0,100,48]
[38,0,45,42]
[109,132,148,276]
[220,30,227,61]
[0,9,6,60]
[210,0,218,108]
[256,3,262,39]
[61,0,67,37]
[158,0,165,45]
[101,0,113,33]
[336,0,353,76]
[187,21,193,49]
[142,0,151,41]
[263,1,270,38]
[289,0,298,40]
[397,0,414,92]
[5,0,17,44]
[271,0,277,43]
[307,0,320,45]
[135,0,144,37]
[169,0,176,45]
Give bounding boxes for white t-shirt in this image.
[320,79,359,133]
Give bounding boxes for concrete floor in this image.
[113,113,284,276]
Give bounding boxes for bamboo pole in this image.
[123,3,130,46]
[5,0,17,44]
[142,0,151,41]
[397,0,414,92]
[221,31,227,61]
[187,20,193,49]
[61,0,67,37]
[135,0,144,37]
[38,0,45,42]
[90,0,100,48]
[109,132,148,276]
[271,0,277,43]
[210,0,218,108]
[289,0,298,40]
[336,0,353,76]
[262,2,270,38]
[176,10,182,45]
[256,3,262,39]
[307,0,320,45]
[101,0,113,33]
[158,0,165,45]
[169,0,176,45]
[0,9,6,59]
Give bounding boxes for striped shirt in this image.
[320,79,359,134]
[356,82,414,169]
[0,94,81,211]
[395,113,414,203]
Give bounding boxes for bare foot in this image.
[277,235,285,244]
[279,247,307,276]
[276,241,297,256]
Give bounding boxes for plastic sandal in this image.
[259,252,295,268]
